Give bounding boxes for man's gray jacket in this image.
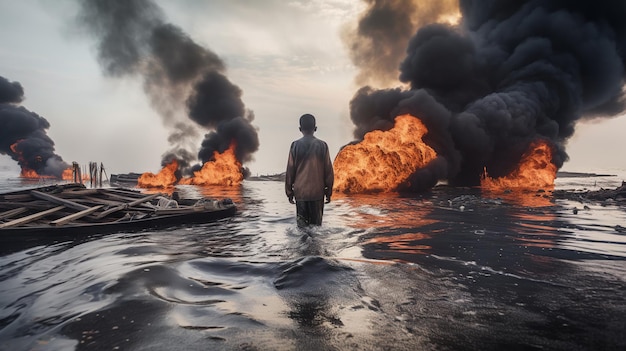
[285,135,334,201]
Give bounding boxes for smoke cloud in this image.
[75,0,259,174]
[346,0,626,188]
[342,0,459,88]
[0,76,69,177]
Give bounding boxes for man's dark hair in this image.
[299,114,316,132]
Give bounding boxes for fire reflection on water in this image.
[333,192,438,258]
[363,232,432,255]
[332,185,574,273]
[333,193,437,229]
[481,188,555,208]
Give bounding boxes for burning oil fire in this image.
[19,168,50,179]
[333,114,437,193]
[10,141,67,180]
[138,159,179,188]
[9,142,44,179]
[138,143,243,188]
[481,139,557,190]
[16,163,88,182]
[179,144,243,186]
[14,166,84,182]
[62,168,74,180]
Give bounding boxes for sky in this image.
[1,0,625,177]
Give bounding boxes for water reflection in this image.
[481,188,554,208]
[333,192,437,229]
[332,192,437,261]
[274,255,377,350]
[363,232,432,255]
[332,186,575,277]
[1,179,625,350]
[510,208,558,250]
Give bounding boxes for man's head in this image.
[299,114,317,134]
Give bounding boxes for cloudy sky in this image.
[1,0,625,176]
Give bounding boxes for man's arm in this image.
[285,142,296,203]
[323,143,334,203]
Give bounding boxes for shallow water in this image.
[0,172,625,350]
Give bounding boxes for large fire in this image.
[481,139,557,191]
[333,114,437,193]
[16,163,85,182]
[19,168,51,179]
[138,144,243,188]
[179,144,243,186]
[10,141,59,179]
[138,159,179,188]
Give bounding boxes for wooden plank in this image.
[56,189,100,198]
[100,192,144,203]
[2,194,32,201]
[95,193,160,219]
[126,193,161,207]
[31,190,90,211]
[83,196,124,206]
[50,205,104,226]
[0,206,65,228]
[0,207,28,220]
[99,188,146,199]
[0,201,62,211]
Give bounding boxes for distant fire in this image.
[19,168,52,179]
[62,168,74,180]
[14,162,88,182]
[10,141,64,179]
[9,141,41,178]
[138,143,243,188]
[481,139,557,190]
[138,159,179,188]
[9,142,21,156]
[14,166,81,181]
[333,114,437,193]
[179,143,243,186]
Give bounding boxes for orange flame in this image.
[179,144,243,186]
[16,165,74,180]
[481,139,557,191]
[62,168,74,180]
[19,168,55,179]
[138,159,179,188]
[9,142,20,155]
[9,141,43,178]
[9,141,56,179]
[138,144,243,188]
[333,114,438,193]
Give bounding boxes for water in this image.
[0,171,625,350]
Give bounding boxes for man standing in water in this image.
[285,114,334,227]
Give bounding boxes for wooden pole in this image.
[99,163,106,187]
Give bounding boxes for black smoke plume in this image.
[188,71,258,165]
[347,0,626,189]
[76,0,259,174]
[0,76,69,177]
